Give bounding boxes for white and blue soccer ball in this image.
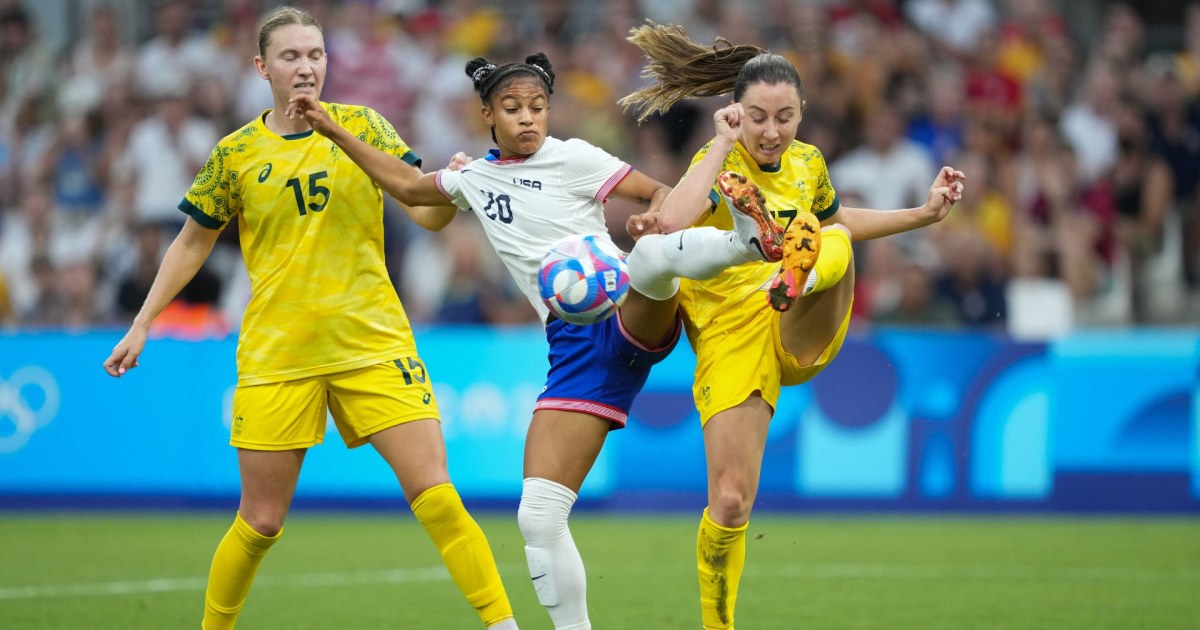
[538,234,630,325]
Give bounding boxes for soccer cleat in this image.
[767,211,822,312]
[717,171,784,262]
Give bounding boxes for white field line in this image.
[617,562,1200,583]
[753,563,1200,582]
[3,562,1197,601]
[0,567,450,600]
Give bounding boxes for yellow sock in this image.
[808,226,851,295]
[202,512,280,630]
[697,508,748,630]
[412,483,514,627]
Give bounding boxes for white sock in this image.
[803,268,820,295]
[626,228,751,300]
[487,619,520,630]
[518,478,590,630]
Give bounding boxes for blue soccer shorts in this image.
[535,309,681,427]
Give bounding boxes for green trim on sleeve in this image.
[178,198,225,229]
[708,189,721,213]
[400,150,422,169]
[815,195,840,222]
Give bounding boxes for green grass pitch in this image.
[2,512,1198,628]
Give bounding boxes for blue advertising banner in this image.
[1,328,1197,511]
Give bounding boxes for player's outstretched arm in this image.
[398,165,457,231]
[102,219,221,377]
[285,94,451,211]
[653,103,744,233]
[827,166,966,241]
[395,152,476,232]
[612,166,670,240]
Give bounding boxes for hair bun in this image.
[465,57,497,85]
[524,52,555,89]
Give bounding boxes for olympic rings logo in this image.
[0,366,61,454]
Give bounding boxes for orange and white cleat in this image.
[717,171,784,263]
[767,211,822,312]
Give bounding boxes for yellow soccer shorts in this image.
[230,357,439,450]
[686,296,852,426]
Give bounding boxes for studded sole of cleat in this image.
[717,171,784,262]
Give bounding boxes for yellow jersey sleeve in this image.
[799,144,840,222]
[179,126,257,228]
[335,103,422,167]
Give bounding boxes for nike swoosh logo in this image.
[749,236,767,259]
[531,574,547,581]
[678,232,685,250]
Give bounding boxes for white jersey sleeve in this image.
[433,168,474,212]
[559,138,632,201]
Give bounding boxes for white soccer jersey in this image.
[434,136,632,323]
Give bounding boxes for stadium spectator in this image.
[1175,3,1200,98]
[904,0,997,59]
[0,2,54,121]
[934,228,1008,327]
[35,88,108,221]
[132,0,223,101]
[1059,60,1121,183]
[906,70,968,167]
[1011,114,1117,308]
[1112,96,1174,321]
[113,89,218,231]
[322,0,422,134]
[1144,60,1200,289]
[63,2,135,100]
[870,257,961,327]
[830,102,939,212]
[0,186,60,322]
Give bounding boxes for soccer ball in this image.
[538,234,630,325]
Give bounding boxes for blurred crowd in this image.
[1,0,1197,337]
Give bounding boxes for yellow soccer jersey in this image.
[179,103,419,385]
[678,139,840,312]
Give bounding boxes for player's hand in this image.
[447,152,473,171]
[285,94,336,136]
[627,212,662,239]
[713,103,744,146]
[103,326,148,378]
[922,166,966,223]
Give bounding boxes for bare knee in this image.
[237,506,287,537]
[708,485,754,527]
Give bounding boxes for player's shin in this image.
[805,226,851,296]
[411,483,514,627]
[697,508,748,630]
[202,512,281,630]
[518,477,591,630]
[627,227,753,301]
